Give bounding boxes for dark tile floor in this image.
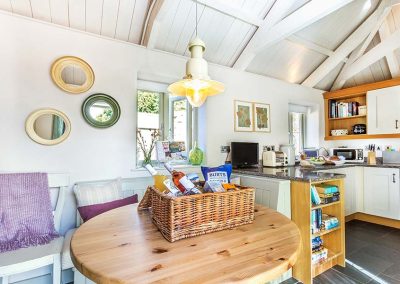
[281,220,400,284]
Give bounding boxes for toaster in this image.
[263,151,288,167]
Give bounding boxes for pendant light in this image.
[168,2,224,107]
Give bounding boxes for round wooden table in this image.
[71,204,300,284]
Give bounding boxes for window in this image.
[289,112,305,157]
[136,80,194,165]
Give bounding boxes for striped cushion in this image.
[74,178,122,207]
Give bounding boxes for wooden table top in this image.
[71,204,301,284]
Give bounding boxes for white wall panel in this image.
[30,0,51,21]
[85,0,104,34]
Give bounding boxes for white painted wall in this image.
[0,6,324,238]
[0,11,326,284]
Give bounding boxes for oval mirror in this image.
[82,94,121,128]
[26,109,71,145]
[51,56,94,94]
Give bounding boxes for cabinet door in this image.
[238,175,291,218]
[318,168,357,216]
[367,86,400,134]
[364,168,400,219]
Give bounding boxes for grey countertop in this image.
[232,162,400,182]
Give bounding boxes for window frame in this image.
[136,80,195,166]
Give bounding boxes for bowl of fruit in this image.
[309,157,326,165]
[329,155,346,165]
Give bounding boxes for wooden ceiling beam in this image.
[340,29,400,81]
[194,0,263,27]
[379,19,400,78]
[233,0,352,71]
[141,0,170,48]
[329,1,392,90]
[303,0,391,88]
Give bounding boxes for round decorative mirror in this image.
[82,94,121,128]
[51,56,94,94]
[25,109,71,145]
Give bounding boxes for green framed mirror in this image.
[82,94,121,128]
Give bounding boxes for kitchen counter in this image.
[233,166,346,182]
[233,162,400,182]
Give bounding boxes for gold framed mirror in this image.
[25,109,71,145]
[51,56,94,94]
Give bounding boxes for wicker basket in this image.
[145,185,255,242]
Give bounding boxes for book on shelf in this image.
[311,185,321,205]
[315,184,338,195]
[311,208,323,234]
[319,192,340,204]
[328,99,360,119]
[311,210,339,234]
[322,214,339,230]
[312,247,328,264]
[312,236,323,252]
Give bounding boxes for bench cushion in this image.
[74,178,122,207]
[0,236,63,267]
[61,228,76,269]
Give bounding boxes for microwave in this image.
[329,148,364,162]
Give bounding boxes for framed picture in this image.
[253,103,271,132]
[234,100,253,132]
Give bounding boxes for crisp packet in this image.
[204,181,225,193]
[201,164,232,183]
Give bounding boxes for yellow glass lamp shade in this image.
[168,78,225,107]
[168,37,225,107]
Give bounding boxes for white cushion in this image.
[0,237,64,267]
[61,228,76,269]
[74,178,122,207]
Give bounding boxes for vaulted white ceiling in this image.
[1,0,400,91]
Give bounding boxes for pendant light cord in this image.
[195,1,198,37]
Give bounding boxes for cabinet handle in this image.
[396,120,399,130]
[393,173,396,183]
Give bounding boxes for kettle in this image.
[279,144,296,166]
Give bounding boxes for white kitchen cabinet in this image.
[367,86,400,134]
[318,167,362,216]
[233,175,291,218]
[363,167,400,220]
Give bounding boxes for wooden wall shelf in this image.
[325,134,400,140]
[323,78,400,140]
[328,115,366,121]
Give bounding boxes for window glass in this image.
[137,90,162,161]
[136,85,194,165]
[289,112,305,157]
[172,99,187,144]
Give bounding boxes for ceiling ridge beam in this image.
[379,18,400,77]
[233,0,352,71]
[303,0,392,89]
[194,0,263,27]
[340,28,400,81]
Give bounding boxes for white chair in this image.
[0,173,69,284]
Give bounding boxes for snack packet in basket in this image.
[201,164,232,183]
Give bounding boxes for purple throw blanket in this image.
[0,173,59,253]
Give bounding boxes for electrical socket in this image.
[221,146,230,153]
[263,145,275,151]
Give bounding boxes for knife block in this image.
[368,152,376,165]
